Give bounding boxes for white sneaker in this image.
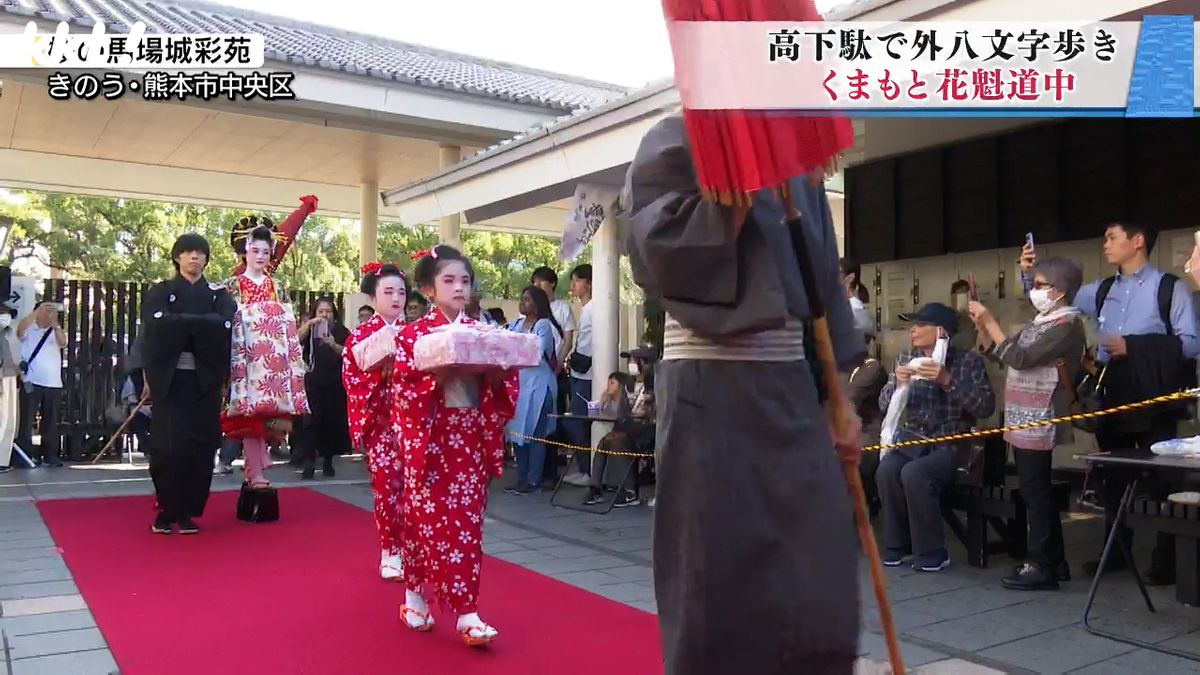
[380,553,404,581]
[562,472,590,487]
[648,497,656,507]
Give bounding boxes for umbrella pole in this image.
[781,191,906,675]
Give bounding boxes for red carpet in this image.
[38,489,662,675]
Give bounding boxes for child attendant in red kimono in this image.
[342,262,409,581]
[222,219,309,490]
[394,246,518,647]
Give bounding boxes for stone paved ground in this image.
[3,458,1200,673]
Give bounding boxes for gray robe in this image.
[625,115,864,675]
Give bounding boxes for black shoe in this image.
[583,489,605,506]
[1144,564,1176,586]
[151,514,173,535]
[177,518,200,535]
[1056,560,1071,582]
[504,483,524,495]
[613,491,642,508]
[46,459,63,468]
[1002,562,1060,591]
[1083,555,1129,578]
[301,467,315,480]
[515,484,540,495]
[0,465,11,474]
[322,465,335,478]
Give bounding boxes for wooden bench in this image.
[1125,499,1200,606]
[941,481,1072,568]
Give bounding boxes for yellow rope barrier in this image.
[510,432,653,459]
[865,387,1200,453]
[513,387,1200,458]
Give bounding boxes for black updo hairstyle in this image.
[412,245,474,291]
[231,215,276,257]
[360,263,411,298]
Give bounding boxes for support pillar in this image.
[591,213,620,447]
[438,145,463,250]
[359,181,378,267]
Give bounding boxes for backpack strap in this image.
[1159,273,1178,335]
[1095,275,1117,317]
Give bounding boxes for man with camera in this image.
[15,300,67,467]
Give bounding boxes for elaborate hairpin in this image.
[361,261,404,277]
[411,248,438,261]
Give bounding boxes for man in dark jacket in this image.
[142,234,236,535]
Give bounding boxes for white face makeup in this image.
[245,239,272,274]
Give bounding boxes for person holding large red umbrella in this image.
[625,114,866,674]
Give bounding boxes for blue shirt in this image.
[1023,265,1200,362]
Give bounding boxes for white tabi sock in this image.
[456,612,495,635]
[404,590,428,615]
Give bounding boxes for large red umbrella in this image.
[232,195,319,276]
[660,2,903,673]
[661,0,854,206]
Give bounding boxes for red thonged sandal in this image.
[399,605,434,632]
[459,623,497,647]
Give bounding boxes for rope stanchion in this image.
[866,387,1200,453]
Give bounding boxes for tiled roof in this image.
[0,0,631,112]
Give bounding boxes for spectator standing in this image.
[1023,223,1200,585]
[530,266,577,368]
[16,300,66,467]
[561,264,593,486]
[0,303,20,472]
[296,297,351,479]
[504,286,561,494]
[971,256,1086,590]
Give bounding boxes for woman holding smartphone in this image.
[297,297,351,479]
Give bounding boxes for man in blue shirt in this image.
[1021,222,1199,585]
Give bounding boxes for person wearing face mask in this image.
[0,304,20,473]
[877,303,996,572]
[969,256,1085,591]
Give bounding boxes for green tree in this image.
[0,190,639,304]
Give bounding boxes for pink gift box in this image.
[351,324,398,372]
[413,322,540,373]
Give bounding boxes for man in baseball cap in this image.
[898,302,960,337]
[876,301,995,573]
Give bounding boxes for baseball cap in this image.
[620,346,658,361]
[898,303,958,335]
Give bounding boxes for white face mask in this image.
[1029,288,1059,314]
[0,314,11,329]
[628,362,640,376]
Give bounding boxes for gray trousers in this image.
[876,444,957,557]
[653,359,859,675]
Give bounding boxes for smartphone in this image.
[1025,232,1035,251]
[967,273,979,301]
[313,319,330,341]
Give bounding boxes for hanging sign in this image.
[559,183,619,262]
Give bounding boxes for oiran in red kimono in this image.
[342,261,410,581]
[393,246,517,648]
[221,218,309,492]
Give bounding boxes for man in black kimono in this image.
[625,115,865,674]
[142,234,236,535]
